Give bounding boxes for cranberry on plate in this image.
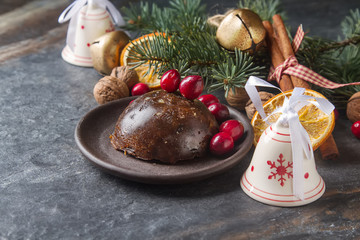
[219,119,244,141]
[210,132,234,155]
[198,94,219,107]
[208,103,230,123]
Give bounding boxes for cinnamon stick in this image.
[271,15,339,160]
[272,14,310,89]
[319,135,339,160]
[262,21,293,91]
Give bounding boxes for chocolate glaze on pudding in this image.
[110,90,219,164]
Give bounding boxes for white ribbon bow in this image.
[58,0,125,51]
[58,0,124,25]
[245,76,334,200]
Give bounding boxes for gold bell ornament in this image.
[90,31,130,75]
[58,0,124,67]
[216,9,266,53]
[240,76,334,207]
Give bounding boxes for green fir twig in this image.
[121,1,360,105]
[296,8,360,108]
[210,49,264,97]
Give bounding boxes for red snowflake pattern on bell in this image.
[58,0,124,67]
[267,153,293,187]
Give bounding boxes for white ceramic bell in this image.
[61,0,115,67]
[240,121,325,207]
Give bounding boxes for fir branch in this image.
[317,35,360,52]
[296,37,334,73]
[121,1,360,103]
[120,2,158,33]
[126,33,176,75]
[175,29,224,66]
[298,38,360,109]
[327,45,360,94]
[169,0,207,30]
[341,8,360,39]
[296,9,360,108]
[121,0,207,34]
[209,49,264,96]
[237,0,285,21]
[125,30,224,83]
[126,30,264,92]
[312,8,360,53]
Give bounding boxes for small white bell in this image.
[241,76,334,207]
[59,0,124,67]
[240,121,325,207]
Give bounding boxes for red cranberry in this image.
[351,121,360,139]
[210,132,234,155]
[131,83,150,96]
[160,69,181,93]
[208,103,230,123]
[219,120,244,141]
[179,75,204,100]
[198,94,219,107]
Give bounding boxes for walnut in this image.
[110,66,139,89]
[93,76,129,104]
[245,91,275,120]
[225,87,249,111]
[347,91,360,123]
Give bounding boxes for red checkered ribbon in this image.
[291,25,304,52]
[268,25,360,89]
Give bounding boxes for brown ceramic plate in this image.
[75,97,253,184]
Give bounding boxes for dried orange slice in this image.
[251,89,335,150]
[120,33,165,89]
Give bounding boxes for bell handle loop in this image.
[58,0,87,23]
[58,0,124,26]
[88,0,95,9]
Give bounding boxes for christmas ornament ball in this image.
[90,31,130,75]
[216,9,266,53]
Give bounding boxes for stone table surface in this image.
[0,0,360,239]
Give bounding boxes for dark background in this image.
[0,0,359,239]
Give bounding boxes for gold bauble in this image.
[90,31,130,75]
[216,9,266,53]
